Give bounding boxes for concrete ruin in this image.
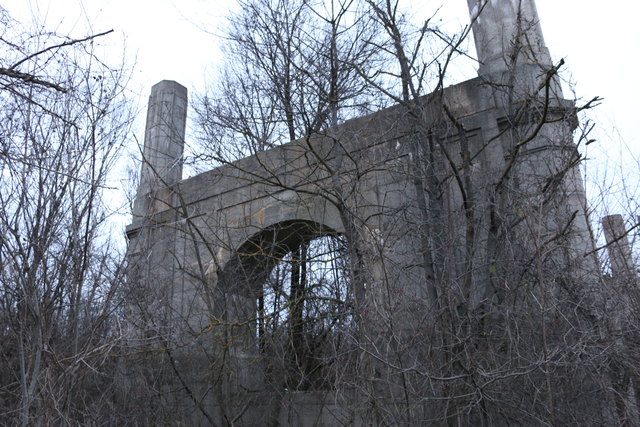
[124,1,636,424]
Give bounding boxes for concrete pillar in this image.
[602,214,637,279]
[466,0,552,75]
[134,80,187,217]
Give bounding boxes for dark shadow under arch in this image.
[218,220,341,297]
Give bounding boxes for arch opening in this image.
[218,220,354,390]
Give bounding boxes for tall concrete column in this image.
[466,0,552,75]
[602,214,637,280]
[134,80,187,217]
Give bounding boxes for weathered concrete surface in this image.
[124,1,605,424]
[125,75,597,424]
[134,80,187,218]
[467,0,552,75]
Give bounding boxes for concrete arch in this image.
[205,191,346,285]
[217,219,343,299]
[207,218,348,371]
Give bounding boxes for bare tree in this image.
[0,7,134,425]
[193,0,381,166]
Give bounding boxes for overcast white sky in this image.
[8,0,640,219]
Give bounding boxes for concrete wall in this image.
[124,1,605,424]
[125,69,600,424]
